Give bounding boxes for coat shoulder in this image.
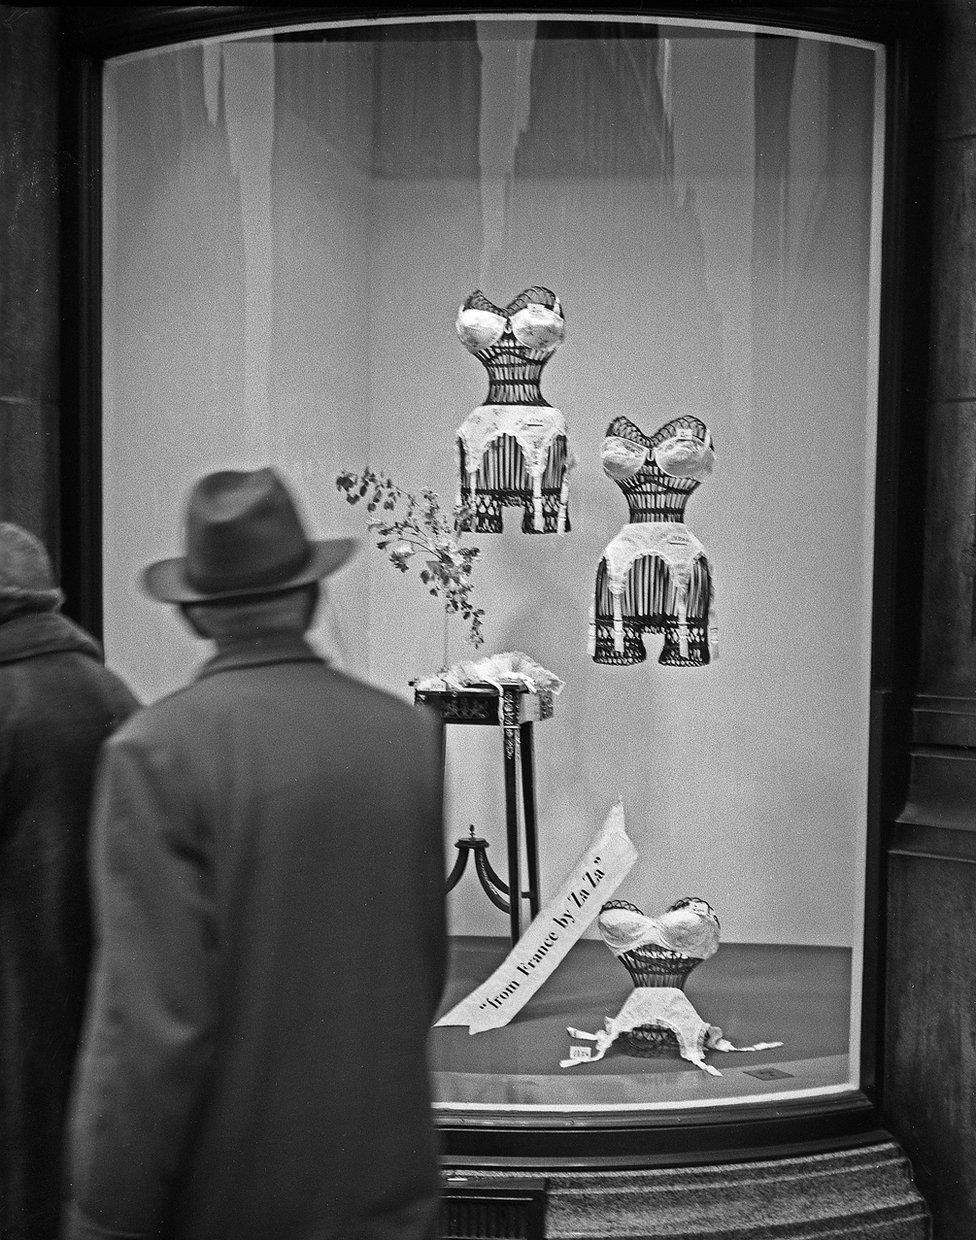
[321,665,441,744]
[103,679,208,755]
[0,646,138,733]
[106,663,439,754]
[82,657,141,715]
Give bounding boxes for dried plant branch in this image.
[336,468,485,648]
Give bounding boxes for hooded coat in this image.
[0,610,138,1240]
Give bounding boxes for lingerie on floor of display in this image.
[560,899,782,1076]
[590,413,719,667]
[455,287,575,534]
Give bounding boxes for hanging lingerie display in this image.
[589,414,718,667]
[455,287,574,534]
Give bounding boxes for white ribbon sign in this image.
[436,802,637,1033]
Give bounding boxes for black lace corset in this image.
[603,414,710,523]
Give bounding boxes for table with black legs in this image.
[413,682,553,944]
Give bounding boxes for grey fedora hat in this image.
[142,468,357,604]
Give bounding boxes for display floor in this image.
[432,936,852,1110]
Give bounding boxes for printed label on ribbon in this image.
[435,803,637,1033]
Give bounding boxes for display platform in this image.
[432,936,851,1110]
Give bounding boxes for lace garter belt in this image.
[456,404,571,533]
[588,523,718,661]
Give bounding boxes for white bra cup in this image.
[656,906,720,960]
[509,302,565,353]
[456,307,506,352]
[601,435,648,482]
[653,429,714,480]
[597,905,652,954]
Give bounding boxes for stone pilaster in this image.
[886,4,976,1238]
[0,6,61,558]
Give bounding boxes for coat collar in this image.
[196,633,324,680]
[0,611,103,666]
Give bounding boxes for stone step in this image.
[446,1140,930,1239]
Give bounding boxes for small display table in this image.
[413,682,555,943]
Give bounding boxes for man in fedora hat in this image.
[0,523,138,1240]
[65,469,447,1240]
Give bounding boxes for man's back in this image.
[68,640,446,1240]
[0,610,138,1240]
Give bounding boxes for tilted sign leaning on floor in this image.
[436,803,638,1034]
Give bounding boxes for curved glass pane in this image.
[102,14,884,1120]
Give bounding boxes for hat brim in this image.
[140,538,358,604]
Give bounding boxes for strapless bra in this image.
[602,426,714,485]
[456,288,565,356]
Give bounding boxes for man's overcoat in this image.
[66,637,446,1240]
[0,611,138,1240]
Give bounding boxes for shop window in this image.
[100,14,884,1128]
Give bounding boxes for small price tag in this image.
[568,1045,594,1062]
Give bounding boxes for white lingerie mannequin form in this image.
[455,287,574,534]
[561,899,782,1076]
[590,413,718,667]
